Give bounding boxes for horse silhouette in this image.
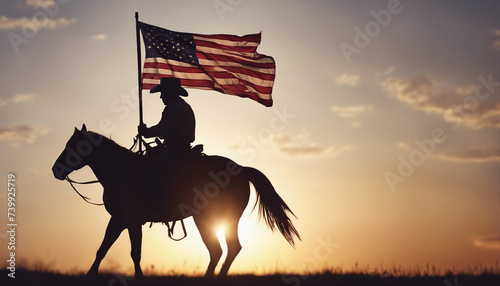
[52,124,300,277]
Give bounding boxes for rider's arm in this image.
[141,107,178,139]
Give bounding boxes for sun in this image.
[216,225,226,244]
[216,225,225,238]
[215,225,229,254]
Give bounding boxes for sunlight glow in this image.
[216,226,225,242]
[216,225,228,253]
[3,1,499,277]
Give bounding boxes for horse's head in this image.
[52,124,104,180]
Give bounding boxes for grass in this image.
[1,262,499,286]
[319,261,500,277]
[1,269,499,286]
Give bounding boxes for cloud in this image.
[0,93,35,107]
[89,33,107,41]
[396,141,412,151]
[331,105,373,128]
[472,234,500,250]
[273,133,352,158]
[380,74,500,129]
[375,66,395,78]
[0,125,49,144]
[272,132,307,145]
[279,144,352,158]
[25,0,55,8]
[435,147,500,163]
[331,105,373,118]
[0,15,76,31]
[492,28,500,51]
[334,72,360,87]
[229,132,352,159]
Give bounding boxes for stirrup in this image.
[165,219,187,241]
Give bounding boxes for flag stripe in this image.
[143,77,272,106]
[194,39,258,53]
[143,66,275,87]
[139,22,275,106]
[143,76,273,97]
[143,59,274,95]
[196,49,275,66]
[144,56,275,74]
[192,34,261,46]
[143,59,274,89]
[144,58,275,81]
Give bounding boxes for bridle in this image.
[64,134,187,240]
[63,134,142,206]
[65,176,103,206]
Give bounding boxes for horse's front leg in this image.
[87,216,125,276]
[128,224,143,277]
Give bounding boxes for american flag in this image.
[139,22,276,107]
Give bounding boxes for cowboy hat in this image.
[150,77,188,96]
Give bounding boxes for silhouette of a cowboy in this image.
[138,77,196,169]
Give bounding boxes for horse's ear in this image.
[82,124,87,132]
[74,127,79,133]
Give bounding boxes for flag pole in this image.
[135,12,143,153]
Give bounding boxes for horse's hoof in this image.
[86,270,98,277]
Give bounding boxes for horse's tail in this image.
[243,167,301,247]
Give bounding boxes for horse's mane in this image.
[87,131,137,157]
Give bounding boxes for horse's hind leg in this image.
[87,216,125,276]
[219,221,242,276]
[194,217,222,277]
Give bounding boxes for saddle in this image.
[144,137,204,160]
[142,138,204,204]
[141,141,205,240]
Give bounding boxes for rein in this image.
[64,134,188,240]
[66,176,104,206]
[64,135,140,206]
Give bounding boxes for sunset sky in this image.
[1,0,499,276]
